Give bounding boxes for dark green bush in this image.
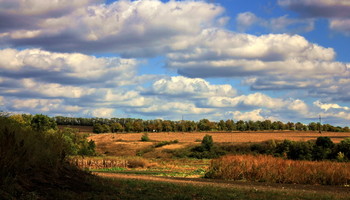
[141,133,150,141]
[93,123,110,133]
[337,138,350,160]
[201,134,213,151]
[275,139,293,157]
[154,140,178,148]
[188,135,226,159]
[316,137,334,148]
[287,141,314,160]
[250,140,277,155]
[60,127,96,156]
[31,114,57,132]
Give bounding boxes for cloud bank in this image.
[0,0,349,126]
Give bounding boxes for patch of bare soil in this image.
[95,172,350,198]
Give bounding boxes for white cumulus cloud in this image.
[231,109,265,121]
[149,76,237,98]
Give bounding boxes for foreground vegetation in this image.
[0,114,96,198]
[205,155,350,185]
[1,113,350,199]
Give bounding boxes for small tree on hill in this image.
[202,134,214,151]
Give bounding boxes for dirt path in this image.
[95,172,350,197]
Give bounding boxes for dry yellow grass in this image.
[206,154,350,185]
[90,131,350,143]
[88,131,350,156]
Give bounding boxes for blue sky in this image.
[1,0,350,126]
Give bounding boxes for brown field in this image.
[87,131,350,156]
[90,131,350,143]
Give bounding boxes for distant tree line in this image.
[52,116,350,133]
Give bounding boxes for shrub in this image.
[141,133,150,141]
[201,134,213,151]
[60,128,96,156]
[154,140,178,148]
[316,137,334,148]
[338,138,350,160]
[250,140,277,155]
[287,141,314,160]
[189,135,226,159]
[93,123,110,133]
[275,139,292,157]
[127,158,149,168]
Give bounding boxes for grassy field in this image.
[61,127,350,199]
[86,131,350,157]
[87,176,350,200]
[3,121,349,199]
[33,172,350,200]
[75,156,210,178]
[90,131,350,143]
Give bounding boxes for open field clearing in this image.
[87,131,350,157]
[89,131,350,143]
[70,156,350,199]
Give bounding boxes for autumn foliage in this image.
[205,154,350,185]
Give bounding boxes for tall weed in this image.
[205,154,350,185]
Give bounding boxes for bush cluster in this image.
[0,114,96,198]
[246,137,350,162]
[154,140,179,148]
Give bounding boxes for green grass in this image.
[92,167,207,177]
[88,157,209,178]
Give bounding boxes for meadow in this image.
[2,117,350,199]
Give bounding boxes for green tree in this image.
[110,122,123,133]
[218,120,227,131]
[236,120,246,131]
[198,119,212,131]
[31,114,57,132]
[133,121,144,132]
[261,120,272,130]
[162,120,173,132]
[93,123,110,133]
[308,122,317,131]
[287,141,313,160]
[225,119,235,131]
[316,137,334,149]
[201,134,214,151]
[125,122,134,132]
